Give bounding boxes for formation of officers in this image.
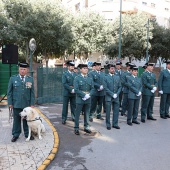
[62,59,170,135]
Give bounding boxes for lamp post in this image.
[29,38,36,77]
[146,19,150,63]
[118,0,122,59]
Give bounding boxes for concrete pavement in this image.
[0,105,59,170]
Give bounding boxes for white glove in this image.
[159,90,163,94]
[151,89,155,93]
[98,85,104,91]
[82,97,87,101]
[113,94,117,98]
[153,87,157,91]
[85,94,90,99]
[71,89,75,93]
[100,85,103,90]
[136,91,141,96]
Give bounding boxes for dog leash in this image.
[27,117,42,122]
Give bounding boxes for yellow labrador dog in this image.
[20,107,45,141]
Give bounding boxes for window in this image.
[75,2,80,11]
[142,2,147,5]
[165,8,169,11]
[151,3,155,8]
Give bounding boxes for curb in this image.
[33,107,59,170]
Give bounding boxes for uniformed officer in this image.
[115,61,124,109]
[104,64,122,130]
[7,62,35,142]
[121,62,134,116]
[73,67,79,75]
[127,67,142,125]
[158,59,170,119]
[62,61,76,124]
[73,64,94,135]
[141,63,157,122]
[88,62,105,121]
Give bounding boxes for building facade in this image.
[61,0,170,28]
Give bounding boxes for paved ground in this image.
[38,97,170,170]
[0,106,54,170]
[1,97,170,170]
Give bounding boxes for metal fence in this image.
[37,67,64,104]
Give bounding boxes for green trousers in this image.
[121,93,128,114]
[89,95,104,119]
[141,95,154,120]
[127,99,140,123]
[12,108,28,138]
[160,94,170,116]
[105,99,119,127]
[62,96,76,121]
[74,103,90,130]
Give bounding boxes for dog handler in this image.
[7,62,35,142]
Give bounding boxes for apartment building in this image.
[61,0,170,28]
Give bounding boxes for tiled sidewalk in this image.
[0,106,55,170]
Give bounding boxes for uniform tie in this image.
[21,76,24,82]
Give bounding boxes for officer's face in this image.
[96,65,101,71]
[19,67,28,76]
[132,70,138,76]
[80,67,88,75]
[68,65,74,71]
[147,66,153,72]
[92,66,96,70]
[116,65,121,70]
[166,63,170,69]
[108,67,115,74]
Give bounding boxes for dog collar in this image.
[27,117,42,122]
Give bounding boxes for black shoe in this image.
[121,113,127,117]
[165,115,170,118]
[112,125,120,129]
[30,136,34,140]
[107,127,111,130]
[147,117,157,121]
[89,118,93,122]
[11,136,18,142]
[62,120,66,124]
[141,119,145,123]
[74,130,80,135]
[84,129,92,134]
[132,120,140,124]
[127,122,133,126]
[160,115,167,119]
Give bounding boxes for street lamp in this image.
[29,38,36,77]
[118,0,122,59]
[145,17,156,62]
[145,19,150,63]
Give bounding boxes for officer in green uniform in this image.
[115,61,124,109]
[62,61,76,124]
[88,62,105,121]
[158,59,170,119]
[141,63,157,123]
[126,67,142,125]
[121,62,134,116]
[73,64,94,135]
[7,62,35,142]
[104,64,122,130]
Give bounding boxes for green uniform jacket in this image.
[141,71,157,96]
[121,71,131,93]
[158,69,170,94]
[88,70,105,96]
[127,75,142,99]
[7,74,35,109]
[62,71,77,97]
[74,75,94,104]
[104,74,122,101]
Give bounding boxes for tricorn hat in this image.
[78,64,88,69]
[165,59,170,64]
[66,60,75,66]
[18,62,29,68]
[131,66,138,71]
[95,62,101,66]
